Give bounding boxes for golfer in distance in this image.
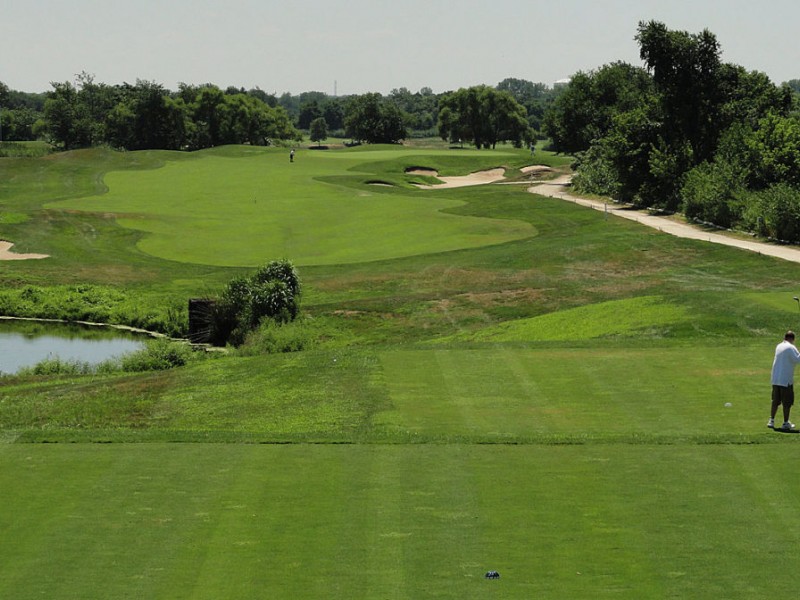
[769,331,800,430]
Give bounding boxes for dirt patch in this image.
[0,240,49,261]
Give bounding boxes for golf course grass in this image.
[47,146,535,266]
[2,142,800,598]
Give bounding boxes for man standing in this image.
[290,148,295,163]
[769,331,800,430]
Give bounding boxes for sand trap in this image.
[521,165,554,175]
[406,168,439,177]
[0,240,49,261]
[411,168,506,189]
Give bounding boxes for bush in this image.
[115,338,193,372]
[681,161,746,228]
[0,284,188,337]
[16,357,93,377]
[208,259,301,347]
[237,319,313,355]
[742,183,800,242]
[252,259,301,299]
[572,147,621,198]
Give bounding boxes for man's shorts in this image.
[772,384,795,406]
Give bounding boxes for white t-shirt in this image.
[771,340,800,386]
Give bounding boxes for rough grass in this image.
[437,295,692,342]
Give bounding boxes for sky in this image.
[3,0,799,95]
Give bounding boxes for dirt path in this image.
[529,175,800,265]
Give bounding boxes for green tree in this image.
[209,260,301,347]
[106,80,187,150]
[43,81,92,149]
[322,99,345,131]
[298,100,322,130]
[438,86,530,149]
[542,62,653,154]
[190,85,226,148]
[309,117,328,146]
[636,21,724,164]
[344,93,407,143]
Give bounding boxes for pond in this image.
[0,320,149,375]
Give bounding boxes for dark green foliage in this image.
[16,357,93,377]
[39,79,300,151]
[547,21,800,228]
[344,93,407,144]
[742,184,800,242]
[747,113,800,188]
[571,146,620,198]
[543,62,653,155]
[209,260,301,347]
[309,116,328,146]
[252,259,301,298]
[437,85,530,149]
[496,77,558,134]
[0,284,187,337]
[682,161,746,228]
[117,338,192,372]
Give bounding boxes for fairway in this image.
[47,148,533,267]
[0,443,795,599]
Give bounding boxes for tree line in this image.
[544,21,800,242]
[0,75,561,150]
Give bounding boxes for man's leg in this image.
[772,386,782,419]
[784,384,795,424]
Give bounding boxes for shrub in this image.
[208,259,301,347]
[681,161,746,228]
[16,357,93,376]
[252,259,301,299]
[742,183,800,242]
[116,338,193,372]
[237,319,313,355]
[572,147,621,198]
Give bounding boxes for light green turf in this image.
[373,343,765,439]
[0,342,768,444]
[0,443,795,599]
[437,296,693,343]
[47,148,532,267]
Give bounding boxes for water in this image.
[0,320,148,375]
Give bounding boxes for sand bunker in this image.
[520,165,554,175]
[0,240,49,261]
[410,168,506,189]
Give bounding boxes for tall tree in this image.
[43,81,92,149]
[438,86,530,149]
[309,117,328,146]
[636,21,723,164]
[344,93,406,143]
[543,62,653,154]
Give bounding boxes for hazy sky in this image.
[4,0,799,95]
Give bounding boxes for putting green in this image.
[47,148,533,267]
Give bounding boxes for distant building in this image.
[554,78,571,89]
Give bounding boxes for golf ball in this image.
[724,402,732,407]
